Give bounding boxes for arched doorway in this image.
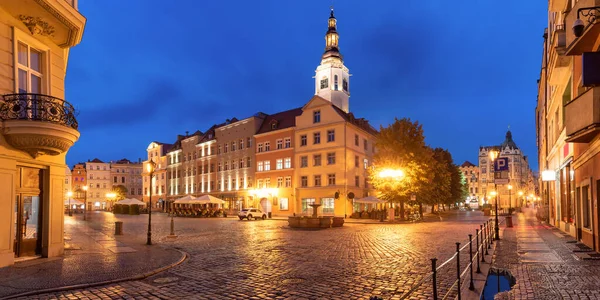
[259,197,271,216]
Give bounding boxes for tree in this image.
[370,118,433,220]
[425,148,453,212]
[449,165,469,206]
[112,185,128,201]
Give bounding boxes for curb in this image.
[1,248,189,300]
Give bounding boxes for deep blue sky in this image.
[66,0,547,170]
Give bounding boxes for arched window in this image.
[334,75,338,90]
[343,78,348,92]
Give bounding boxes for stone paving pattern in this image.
[495,208,600,300]
[4,210,493,300]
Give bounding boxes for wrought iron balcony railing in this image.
[0,93,78,130]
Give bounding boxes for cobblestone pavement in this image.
[0,214,183,299]
[10,210,494,300]
[495,208,600,300]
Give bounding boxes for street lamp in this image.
[378,168,405,220]
[106,192,116,211]
[82,185,88,221]
[507,185,513,215]
[489,149,500,240]
[146,159,156,245]
[67,191,73,216]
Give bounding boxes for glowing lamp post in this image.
[67,191,73,216]
[146,159,156,245]
[82,185,88,220]
[489,149,500,240]
[378,168,405,220]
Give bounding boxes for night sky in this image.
[65,0,547,170]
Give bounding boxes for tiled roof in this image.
[90,158,104,163]
[256,107,303,134]
[461,161,477,167]
[331,105,378,135]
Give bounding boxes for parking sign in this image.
[494,157,509,172]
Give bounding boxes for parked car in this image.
[238,208,267,220]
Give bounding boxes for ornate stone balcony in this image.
[0,93,80,158]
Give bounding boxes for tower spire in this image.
[322,6,342,60]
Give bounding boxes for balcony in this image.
[0,93,80,158]
[548,26,571,85]
[0,0,85,48]
[565,87,600,143]
[565,0,600,55]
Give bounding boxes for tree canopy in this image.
[111,185,128,201]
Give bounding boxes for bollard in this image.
[115,221,123,235]
[476,229,482,272]
[170,215,175,236]
[431,258,438,300]
[456,242,461,300]
[468,234,475,291]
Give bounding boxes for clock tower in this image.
[314,8,350,113]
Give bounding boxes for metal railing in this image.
[398,218,504,300]
[0,93,78,129]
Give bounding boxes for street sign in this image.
[494,170,510,184]
[494,157,509,172]
[494,178,510,184]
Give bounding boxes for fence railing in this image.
[398,217,506,300]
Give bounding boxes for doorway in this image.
[14,167,43,258]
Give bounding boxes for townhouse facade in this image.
[143,142,170,210]
[0,0,86,266]
[459,161,479,200]
[85,159,111,210]
[478,131,534,208]
[71,163,87,201]
[110,159,143,200]
[142,8,378,217]
[537,0,600,251]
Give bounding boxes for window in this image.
[247,137,252,148]
[265,142,271,151]
[240,139,244,149]
[277,177,283,188]
[246,158,251,169]
[322,198,334,214]
[284,157,291,169]
[363,139,368,150]
[224,161,229,170]
[285,176,292,187]
[327,130,335,142]
[17,41,43,94]
[121,177,125,183]
[314,175,322,187]
[279,198,289,210]
[265,178,271,187]
[363,159,368,170]
[239,160,244,169]
[314,154,322,166]
[257,143,263,153]
[301,176,308,187]
[231,160,236,169]
[271,122,277,130]
[314,132,321,144]
[257,161,263,172]
[482,167,487,174]
[113,176,117,183]
[264,160,271,171]
[583,185,591,229]
[328,174,336,185]
[355,155,359,167]
[313,110,321,123]
[300,135,307,146]
[343,78,348,92]
[300,156,308,168]
[257,179,263,189]
[276,159,283,170]
[217,145,221,154]
[355,134,359,146]
[355,176,360,187]
[320,77,328,89]
[232,141,236,151]
[327,153,336,165]
[276,139,283,149]
[334,75,339,90]
[224,143,228,153]
[284,138,291,148]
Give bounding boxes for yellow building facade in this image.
[0,0,85,267]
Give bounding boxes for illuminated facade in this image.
[0,0,86,266]
[537,0,600,250]
[110,159,143,200]
[71,163,87,201]
[143,142,170,210]
[86,159,111,210]
[478,131,533,208]
[459,161,479,200]
[253,108,303,216]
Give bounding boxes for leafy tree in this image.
[111,185,128,201]
[426,148,453,212]
[370,118,433,220]
[449,165,469,206]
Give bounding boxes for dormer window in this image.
[320,77,328,89]
[271,121,278,130]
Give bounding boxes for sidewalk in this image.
[0,215,185,299]
[494,208,600,299]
